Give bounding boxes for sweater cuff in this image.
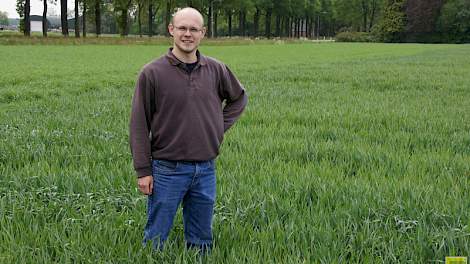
[136,167,152,178]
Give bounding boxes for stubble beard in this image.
[175,39,198,55]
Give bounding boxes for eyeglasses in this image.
[174,26,203,34]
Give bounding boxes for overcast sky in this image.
[1,0,75,18]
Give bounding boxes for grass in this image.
[0,31,330,46]
[0,42,469,263]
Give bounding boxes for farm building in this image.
[30,15,51,32]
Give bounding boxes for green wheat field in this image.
[1,42,469,263]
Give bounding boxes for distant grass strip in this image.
[0,31,332,46]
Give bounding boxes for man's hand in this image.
[138,176,153,195]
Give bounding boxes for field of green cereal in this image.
[0,42,469,263]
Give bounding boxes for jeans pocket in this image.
[156,159,178,173]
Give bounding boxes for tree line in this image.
[15,0,470,42]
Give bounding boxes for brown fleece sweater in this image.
[129,49,247,177]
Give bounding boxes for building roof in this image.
[30,15,50,23]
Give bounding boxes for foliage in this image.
[0,11,9,26]
[1,43,470,262]
[113,0,133,35]
[3,0,468,42]
[437,0,470,43]
[16,0,25,32]
[335,31,372,42]
[371,0,405,42]
[333,0,384,32]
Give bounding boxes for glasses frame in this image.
[173,25,204,34]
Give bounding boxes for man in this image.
[129,7,247,251]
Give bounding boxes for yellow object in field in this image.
[446,257,467,264]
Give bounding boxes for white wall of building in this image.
[31,21,42,32]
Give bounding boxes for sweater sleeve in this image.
[220,64,248,132]
[129,69,154,177]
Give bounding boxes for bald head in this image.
[171,7,204,27]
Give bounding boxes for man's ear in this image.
[201,27,206,38]
[168,24,174,37]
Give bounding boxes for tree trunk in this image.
[24,0,30,36]
[275,14,280,37]
[61,0,68,36]
[309,19,313,38]
[316,15,320,38]
[295,18,299,38]
[165,0,171,36]
[305,16,309,38]
[83,0,86,37]
[265,8,272,38]
[119,8,129,36]
[138,3,142,37]
[369,0,378,31]
[75,0,80,37]
[214,9,218,37]
[288,17,292,38]
[238,10,242,36]
[242,10,246,36]
[148,2,153,36]
[207,0,212,38]
[42,0,47,37]
[238,9,246,36]
[227,9,232,37]
[285,16,290,38]
[361,0,368,31]
[253,7,260,37]
[95,0,101,36]
[298,18,301,37]
[291,17,294,37]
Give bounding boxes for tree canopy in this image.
[12,0,470,42]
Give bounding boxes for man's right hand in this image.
[138,176,153,195]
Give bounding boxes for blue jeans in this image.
[143,159,216,250]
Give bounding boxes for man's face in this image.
[169,13,205,55]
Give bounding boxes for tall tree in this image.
[264,6,272,38]
[82,0,87,37]
[0,11,9,26]
[368,0,381,30]
[253,4,260,36]
[222,0,235,36]
[273,0,289,37]
[148,0,160,36]
[207,0,213,37]
[405,0,444,34]
[372,0,405,42]
[137,0,143,37]
[16,0,25,33]
[226,8,233,36]
[61,0,68,35]
[437,0,470,42]
[234,0,251,36]
[114,0,133,36]
[165,0,175,36]
[24,0,31,36]
[17,0,31,36]
[75,0,80,37]
[42,0,48,37]
[213,7,218,37]
[334,0,382,32]
[238,9,245,36]
[95,0,102,35]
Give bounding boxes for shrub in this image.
[335,31,373,42]
[371,0,406,42]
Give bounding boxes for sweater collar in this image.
[166,48,207,67]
